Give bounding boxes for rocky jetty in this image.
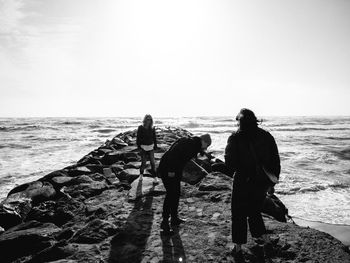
[0,127,349,263]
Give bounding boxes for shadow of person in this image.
[160,228,186,263]
[109,179,155,263]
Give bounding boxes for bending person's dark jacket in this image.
[225,127,280,185]
[136,125,157,148]
[159,137,202,177]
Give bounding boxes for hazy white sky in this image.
[0,0,349,117]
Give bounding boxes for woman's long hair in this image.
[236,108,260,134]
[142,114,153,129]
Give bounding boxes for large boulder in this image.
[0,195,32,229]
[0,220,61,262]
[0,181,56,229]
[182,160,209,185]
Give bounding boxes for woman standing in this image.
[225,109,281,259]
[137,114,159,184]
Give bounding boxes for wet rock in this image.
[182,160,209,185]
[0,195,32,229]
[72,219,118,244]
[0,220,61,262]
[0,181,56,229]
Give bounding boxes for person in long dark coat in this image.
[225,109,281,257]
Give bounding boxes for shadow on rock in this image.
[108,179,154,263]
[160,229,186,263]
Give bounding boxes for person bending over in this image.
[136,114,159,184]
[225,109,280,259]
[159,134,212,233]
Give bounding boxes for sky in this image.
[0,0,349,117]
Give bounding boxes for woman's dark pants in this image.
[231,181,267,244]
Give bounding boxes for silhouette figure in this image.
[225,108,281,259]
[137,114,159,184]
[160,229,186,263]
[158,134,212,233]
[109,180,155,263]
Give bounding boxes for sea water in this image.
[0,116,349,225]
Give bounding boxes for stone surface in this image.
[198,172,232,191]
[1,127,349,263]
[0,220,61,262]
[72,219,118,244]
[128,177,166,201]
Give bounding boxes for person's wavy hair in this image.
[236,108,261,133]
[142,114,153,128]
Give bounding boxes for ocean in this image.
[0,117,349,226]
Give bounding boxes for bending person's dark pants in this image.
[161,173,181,220]
[231,182,267,244]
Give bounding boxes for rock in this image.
[211,212,221,220]
[112,137,129,148]
[117,169,140,185]
[40,170,70,183]
[51,176,74,187]
[67,166,92,177]
[72,219,118,243]
[103,168,119,184]
[102,152,123,165]
[26,197,85,226]
[128,177,166,201]
[0,181,56,229]
[26,181,57,204]
[198,172,231,192]
[123,152,139,163]
[69,175,94,185]
[182,160,209,185]
[26,241,78,263]
[0,195,32,229]
[85,164,105,173]
[63,181,109,199]
[0,220,61,262]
